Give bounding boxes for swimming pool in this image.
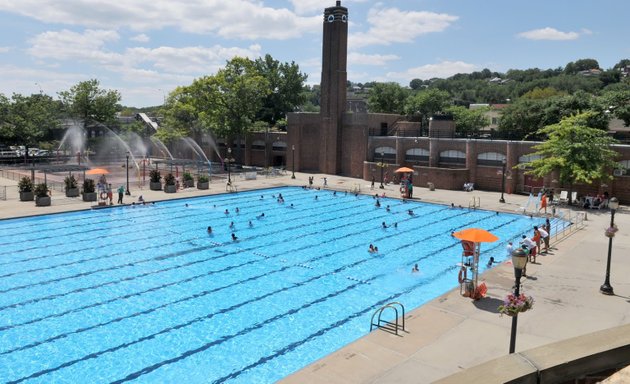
[0,187,550,383]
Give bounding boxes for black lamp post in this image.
[600,197,619,295]
[509,248,528,353]
[291,145,296,179]
[379,151,385,189]
[499,158,506,203]
[125,152,131,195]
[225,147,233,185]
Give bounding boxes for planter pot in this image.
[35,196,51,207]
[66,187,80,197]
[19,191,34,201]
[164,184,177,193]
[197,181,209,190]
[184,180,195,188]
[150,181,162,191]
[82,192,97,202]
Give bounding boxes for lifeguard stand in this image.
[459,240,479,297]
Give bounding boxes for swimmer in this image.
[207,226,212,234]
[257,212,265,219]
[224,209,229,215]
[368,244,375,253]
[260,195,264,199]
[374,246,379,253]
[229,221,235,229]
[236,207,240,213]
[185,203,189,207]
[315,195,318,200]
[394,222,398,228]
[487,256,496,267]
[451,203,455,208]
[412,263,419,273]
[333,191,337,196]
[231,233,238,241]
[408,209,414,215]
[248,220,253,227]
[386,205,390,212]
[375,200,381,207]
[382,222,388,228]
[290,203,294,208]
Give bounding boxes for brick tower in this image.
[319,1,348,174]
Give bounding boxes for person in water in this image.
[412,264,419,273]
[231,233,238,241]
[207,226,212,234]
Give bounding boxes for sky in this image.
[0,0,629,107]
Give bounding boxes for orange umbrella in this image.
[452,228,498,243]
[394,167,414,173]
[86,168,110,175]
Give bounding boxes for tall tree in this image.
[58,79,121,129]
[445,105,489,137]
[254,54,307,125]
[367,82,409,114]
[0,93,61,153]
[518,112,620,204]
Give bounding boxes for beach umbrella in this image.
[394,167,414,173]
[86,168,110,175]
[452,228,499,243]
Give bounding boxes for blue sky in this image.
[0,0,629,107]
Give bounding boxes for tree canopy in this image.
[0,93,61,149]
[58,79,121,128]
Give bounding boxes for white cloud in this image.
[351,6,458,48]
[27,29,121,63]
[130,33,150,43]
[289,0,367,15]
[0,0,320,40]
[517,27,580,41]
[0,46,11,53]
[348,52,399,66]
[386,60,477,81]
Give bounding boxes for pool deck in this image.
[1,172,629,383]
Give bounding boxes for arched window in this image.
[477,152,506,166]
[617,160,630,176]
[519,153,543,163]
[439,150,466,164]
[374,146,396,163]
[251,140,265,150]
[272,141,287,151]
[406,148,429,162]
[232,139,245,149]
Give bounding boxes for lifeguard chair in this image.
[458,240,477,297]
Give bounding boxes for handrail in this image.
[370,302,406,335]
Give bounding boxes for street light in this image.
[379,151,385,189]
[225,147,233,185]
[509,248,528,353]
[125,152,131,195]
[291,145,296,179]
[600,197,619,295]
[499,158,507,203]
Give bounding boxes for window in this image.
[272,141,287,151]
[251,140,265,150]
[374,146,396,162]
[439,150,465,164]
[477,152,506,166]
[519,154,543,163]
[406,148,429,162]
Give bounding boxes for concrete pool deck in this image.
[1,172,629,383]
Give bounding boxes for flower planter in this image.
[19,191,34,201]
[184,180,194,188]
[197,181,209,190]
[164,184,177,193]
[82,192,97,202]
[35,196,51,207]
[150,181,162,191]
[66,187,80,197]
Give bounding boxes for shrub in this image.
[64,174,78,190]
[149,169,161,182]
[198,174,209,183]
[34,183,49,198]
[18,176,34,192]
[164,173,176,186]
[83,178,96,193]
[183,172,194,181]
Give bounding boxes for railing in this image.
[370,302,406,335]
[549,209,586,243]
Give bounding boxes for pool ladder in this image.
[469,196,480,209]
[370,302,406,335]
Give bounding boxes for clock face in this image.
[341,14,347,23]
[327,14,334,22]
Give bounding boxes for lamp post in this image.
[509,248,528,353]
[125,152,131,195]
[600,197,619,295]
[225,147,233,185]
[499,158,506,203]
[379,151,385,189]
[291,145,296,179]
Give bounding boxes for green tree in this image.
[602,89,630,126]
[0,93,61,153]
[367,82,409,114]
[58,79,121,130]
[157,86,201,144]
[445,105,489,137]
[254,54,307,125]
[518,112,620,204]
[520,87,566,100]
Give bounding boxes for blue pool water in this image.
[0,187,552,383]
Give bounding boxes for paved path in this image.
[1,172,628,383]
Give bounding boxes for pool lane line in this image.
[0,205,455,334]
[5,261,379,384]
